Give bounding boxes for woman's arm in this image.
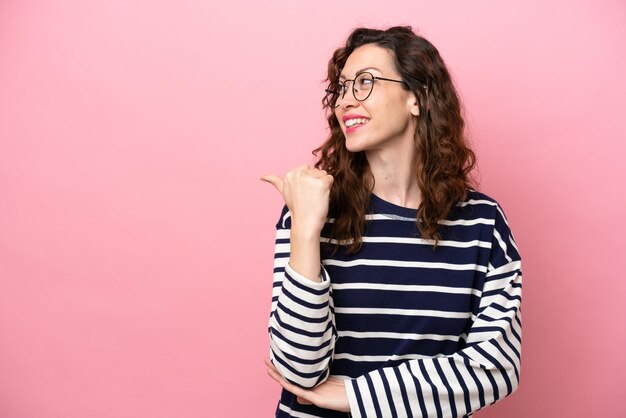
[267,205,337,388]
[262,165,337,389]
[343,203,523,417]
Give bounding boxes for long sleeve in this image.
[344,203,523,418]
[268,205,338,389]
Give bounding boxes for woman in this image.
[261,26,522,418]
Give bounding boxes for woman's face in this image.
[333,44,419,153]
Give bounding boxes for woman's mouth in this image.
[345,118,370,134]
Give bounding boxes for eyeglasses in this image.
[324,71,407,109]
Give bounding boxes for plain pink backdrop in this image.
[1,0,625,417]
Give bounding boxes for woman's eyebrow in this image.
[339,67,381,80]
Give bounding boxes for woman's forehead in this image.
[340,44,396,79]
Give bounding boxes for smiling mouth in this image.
[345,118,370,128]
[345,118,370,134]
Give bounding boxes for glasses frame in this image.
[325,71,408,108]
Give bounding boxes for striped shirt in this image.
[268,189,523,418]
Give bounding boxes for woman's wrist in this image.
[290,219,324,239]
[289,221,323,282]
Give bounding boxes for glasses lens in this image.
[354,73,374,101]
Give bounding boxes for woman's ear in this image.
[408,94,420,117]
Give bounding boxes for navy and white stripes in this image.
[269,261,337,388]
[268,189,522,418]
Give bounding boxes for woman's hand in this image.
[264,358,350,413]
[260,164,333,235]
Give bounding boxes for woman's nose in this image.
[338,90,358,109]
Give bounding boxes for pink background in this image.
[1,1,625,417]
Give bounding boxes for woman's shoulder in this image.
[458,188,518,239]
[464,188,499,205]
[452,188,507,222]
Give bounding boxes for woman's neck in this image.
[365,147,421,209]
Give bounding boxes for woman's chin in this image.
[344,137,368,153]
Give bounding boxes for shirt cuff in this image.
[285,261,330,290]
[344,378,361,417]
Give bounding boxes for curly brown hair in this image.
[314,26,478,255]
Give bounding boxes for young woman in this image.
[261,26,522,418]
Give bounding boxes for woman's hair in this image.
[314,26,478,255]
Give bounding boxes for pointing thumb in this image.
[260,174,284,195]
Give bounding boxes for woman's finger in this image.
[265,358,292,388]
[264,357,278,372]
[259,174,284,194]
[266,364,282,383]
[308,168,329,178]
[264,359,316,404]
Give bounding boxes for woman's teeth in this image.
[345,118,370,128]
